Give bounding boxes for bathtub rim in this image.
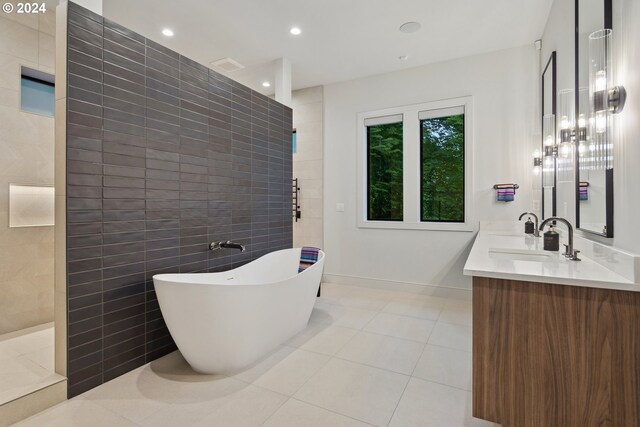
[152,247,324,287]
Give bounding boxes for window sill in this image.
[357,220,477,232]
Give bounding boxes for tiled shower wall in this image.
[292,87,324,249]
[64,2,292,396]
[0,5,56,335]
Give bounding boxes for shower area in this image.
[0,2,64,411]
[2,1,295,420]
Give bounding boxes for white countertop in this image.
[463,221,640,292]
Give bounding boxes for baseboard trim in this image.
[0,322,54,343]
[0,379,66,427]
[322,273,472,298]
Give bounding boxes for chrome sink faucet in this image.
[539,217,581,261]
[518,212,540,237]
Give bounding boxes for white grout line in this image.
[386,302,452,426]
[319,294,453,324]
[385,371,411,427]
[260,397,378,427]
[411,377,473,393]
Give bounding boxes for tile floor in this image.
[0,323,63,405]
[15,284,497,427]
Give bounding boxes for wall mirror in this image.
[541,52,557,219]
[575,0,613,237]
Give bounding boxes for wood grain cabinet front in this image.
[472,276,640,427]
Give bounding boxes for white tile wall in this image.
[292,86,324,249]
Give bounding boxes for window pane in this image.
[421,114,464,222]
[367,121,403,221]
[292,129,297,153]
[21,76,55,117]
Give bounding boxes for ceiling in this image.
[102,0,553,95]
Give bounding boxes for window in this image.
[20,67,54,117]
[366,116,403,221]
[420,108,465,222]
[292,129,297,154]
[357,97,473,231]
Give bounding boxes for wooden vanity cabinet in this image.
[472,276,640,427]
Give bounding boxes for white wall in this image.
[70,0,102,15]
[612,0,640,254]
[292,86,324,249]
[323,46,538,289]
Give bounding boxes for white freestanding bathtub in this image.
[153,248,324,374]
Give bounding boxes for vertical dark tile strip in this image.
[66,1,292,396]
[67,1,104,398]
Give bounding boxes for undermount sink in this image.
[486,231,530,237]
[488,248,555,262]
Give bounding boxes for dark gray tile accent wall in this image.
[65,2,293,397]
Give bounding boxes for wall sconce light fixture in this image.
[577,87,592,169]
[533,150,542,176]
[557,89,575,182]
[588,29,626,170]
[558,89,575,153]
[542,114,556,187]
[543,114,557,156]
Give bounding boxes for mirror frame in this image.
[541,51,557,219]
[574,0,614,238]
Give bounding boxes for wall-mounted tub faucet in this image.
[539,217,581,261]
[518,212,540,237]
[210,241,245,252]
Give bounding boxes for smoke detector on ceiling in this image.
[399,22,421,34]
[211,57,245,73]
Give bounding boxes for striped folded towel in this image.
[497,188,515,202]
[299,247,320,273]
[579,183,589,201]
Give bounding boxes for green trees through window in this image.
[421,114,465,222]
[365,110,465,224]
[367,122,403,221]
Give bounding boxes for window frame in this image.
[365,115,404,222]
[419,106,466,224]
[356,96,474,232]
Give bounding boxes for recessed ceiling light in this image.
[290,26,302,35]
[399,55,409,61]
[162,28,174,37]
[262,81,271,88]
[399,22,421,34]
